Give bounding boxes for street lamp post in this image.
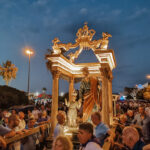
[26,49,33,95]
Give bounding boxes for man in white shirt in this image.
[32,107,40,120]
[18,112,26,130]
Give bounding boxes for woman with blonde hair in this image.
[52,135,73,150]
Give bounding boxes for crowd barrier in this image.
[4,122,51,149]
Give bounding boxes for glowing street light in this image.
[26,49,34,95]
[35,92,39,97]
[26,50,33,55]
[60,92,64,96]
[146,74,150,80]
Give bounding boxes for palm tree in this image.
[0,60,18,85]
[42,87,47,93]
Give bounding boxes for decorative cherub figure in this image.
[65,90,81,127]
[52,37,62,54]
[100,32,112,50]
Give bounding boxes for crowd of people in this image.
[1,66,150,150]
[52,100,150,150]
[0,104,51,150]
[1,99,150,150]
[112,100,150,150]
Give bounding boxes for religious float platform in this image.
[45,23,116,136]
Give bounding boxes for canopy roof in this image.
[46,23,116,81]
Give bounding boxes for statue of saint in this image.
[79,67,102,122]
[65,90,81,127]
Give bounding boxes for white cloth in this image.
[79,142,103,150]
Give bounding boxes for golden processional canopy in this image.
[45,23,116,81]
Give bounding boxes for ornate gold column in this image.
[51,70,60,135]
[108,75,113,125]
[69,76,74,102]
[114,99,117,117]
[100,67,109,125]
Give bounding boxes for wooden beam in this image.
[5,123,50,144]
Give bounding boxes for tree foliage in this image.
[136,89,144,99]
[124,87,138,99]
[143,85,150,100]
[125,85,150,100]
[42,87,47,92]
[0,60,18,85]
[0,85,29,109]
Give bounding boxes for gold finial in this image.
[102,32,112,40]
[84,22,88,25]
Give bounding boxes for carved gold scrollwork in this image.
[51,23,112,62]
[100,68,108,78]
[100,66,113,81]
[69,76,74,82]
[52,70,60,79]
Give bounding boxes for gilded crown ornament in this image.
[51,23,112,62]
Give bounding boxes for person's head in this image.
[3,117,9,124]
[34,106,38,110]
[28,118,36,128]
[28,110,32,114]
[41,105,45,110]
[122,126,139,149]
[38,112,42,118]
[57,111,66,125]
[127,110,134,117]
[2,110,7,118]
[42,111,47,118]
[72,95,76,102]
[119,114,127,124]
[139,106,144,114]
[91,112,101,126]
[81,67,89,77]
[143,144,150,150]
[53,135,73,150]
[72,89,77,102]
[11,109,16,115]
[8,114,20,129]
[145,107,150,117]
[116,103,120,109]
[77,122,93,144]
[18,111,25,120]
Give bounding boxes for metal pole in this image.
[27,53,31,95]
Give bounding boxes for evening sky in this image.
[0,0,150,94]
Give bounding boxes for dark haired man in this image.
[77,122,102,150]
